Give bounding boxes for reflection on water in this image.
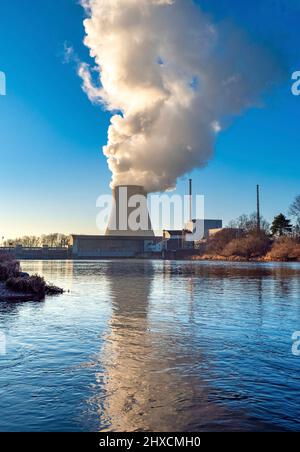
[96,263,258,432]
[0,260,300,431]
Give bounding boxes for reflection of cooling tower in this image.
[106,185,154,237]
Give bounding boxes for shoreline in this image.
[0,282,42,302]
[14,256,300,263]
[189,255,300,263]
[0,257,64,303]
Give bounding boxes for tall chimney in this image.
[189,179,193,222]
[257,184,261,232]
[106,185,154,237]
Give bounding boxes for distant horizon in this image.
[0,191,297,243]
[0,181,298,241]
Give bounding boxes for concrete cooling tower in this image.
[106,185,154,238]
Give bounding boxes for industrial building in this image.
[71,235,164,259]
[185,219,223,239]
[69,184,223,259]
[71,185,162,258]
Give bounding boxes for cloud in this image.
[79,0,284,192]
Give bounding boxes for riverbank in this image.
[190,231,300,263]
[1,233,299,263]
[190,254,300,263]
[0,255,63,302]
[0,282,42,302]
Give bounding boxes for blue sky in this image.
[0,0,299,238]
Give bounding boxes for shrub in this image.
[6,275,46,296]
[0,254,14,263]
[45,284,64,295]
[222,232,271,259]
[0,258,20,282]
[5,274,64,298]
[205,228,245,255]
[1,255,64,299]
[268,237,300,261]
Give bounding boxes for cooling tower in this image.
[106,185,154,237]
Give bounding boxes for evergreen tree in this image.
[271,214,293,237]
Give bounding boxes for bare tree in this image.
[41,234,70,247]
[228,213,270,233]
[58,234,71,248]
[289,195,300,223]
[3,236,41,247]
[3,234,70,248]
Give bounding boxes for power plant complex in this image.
[70,183,223,259]
[0,182,223,261]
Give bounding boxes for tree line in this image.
[2,234,71,248]
[2,195,300,248]
[228,194,300,237]
[200,195,300,261]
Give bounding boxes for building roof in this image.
[71,234,154,242]
[163,230,184,236]
[191,219,223,223]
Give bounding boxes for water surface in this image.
[0,260,299,432]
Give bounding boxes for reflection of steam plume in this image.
[95,263,245,432]
[80,0,282,192]
[98,263,154,431]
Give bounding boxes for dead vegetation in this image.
[198,229,300,262]
[0,254,63,301]
[0,254,20,281]
[266,237,300,261]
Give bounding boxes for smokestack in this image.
[257,185,261,232]
[106,185,154,238]
[189,179,193,222]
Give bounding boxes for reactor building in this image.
[70,183,223,259]
[71,185,163,258]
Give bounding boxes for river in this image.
[0,260,299,432]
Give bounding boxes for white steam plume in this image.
[79,0,282,192]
